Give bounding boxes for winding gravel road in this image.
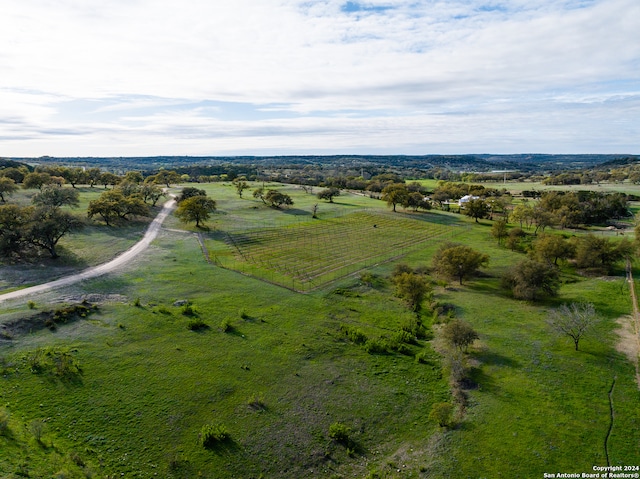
[0,197,177,304]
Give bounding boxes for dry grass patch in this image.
[615,315,640,389]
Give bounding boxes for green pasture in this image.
[0,181,639,478]
[415,177,640,197]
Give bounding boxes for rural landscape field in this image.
[0,155,639,478]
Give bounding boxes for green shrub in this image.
[340,325,368,345]
[200,423,230,449]
[359,271,378,287]
[247,393,266,410]
[220,318,233,333]
[27,301,36,310]
[52,303,96,323]
[133,297,142,307]
[29,418,46,442]
[429,402,454,427]
[181,304,197,317]
[363,338,389,354]
[187,318,208,331]
[25,347,82,378]
[392,329,415,345]
[328,422,351,445]
[240,310,250,320]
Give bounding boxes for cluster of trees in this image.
[428,182,630,229]
[0,184,83,258]
[0,163,186,192]
[499,231,632,300]
[380,183,431,212]
[510,191,629,230]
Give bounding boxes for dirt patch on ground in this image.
[55,293,128,304]
[614,315,640,389]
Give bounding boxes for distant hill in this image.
[6,154,636,173]
[0,158,32,171]
[594,156,640,168]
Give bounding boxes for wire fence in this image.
[207,209,468,293]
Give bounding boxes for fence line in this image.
[209,210,469,292]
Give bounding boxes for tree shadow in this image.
[205,438,242,457]
[473,350,520,369]
[466,366,499,394]
[279,208,312,216]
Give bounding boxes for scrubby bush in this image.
[187,318,208,331]
[429,402,454,427]
[220,318,233,332]
[363,337,389,354]
[441,319,479,352]
[393,329,416,345]
[200,423,230,449]
[247,393,266,411]
[25,347,82,378]
[29,418,46,443]
[340,324,368,345]
[52,303,97,323]
[359,271,380,287]
[328,422,351,445]
[181,303,197,317]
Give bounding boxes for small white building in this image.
[458,195,480,206]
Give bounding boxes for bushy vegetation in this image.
[199,423,231,448]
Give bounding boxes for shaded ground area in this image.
[0,302,99,341]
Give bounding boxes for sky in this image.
[0,0,638,157]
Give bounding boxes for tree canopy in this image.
[463,198,489,222]
[0,177,18,202]
[432,243,489,285]
[175,195,217,227]
[317,187,341,203]
[32,185,80,209]
[501,259,560,301]
[87,190,150,226]
[381,183,409,212]
[264,190,293,208]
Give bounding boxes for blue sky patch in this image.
[341,2,393,14]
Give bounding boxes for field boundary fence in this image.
[208,209,469,293]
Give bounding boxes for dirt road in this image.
[0,198,177,304]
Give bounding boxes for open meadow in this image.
[0,182,639,478]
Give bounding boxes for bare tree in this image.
[547,302,598,351]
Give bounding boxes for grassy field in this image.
[0,182,639,478]
[417,177,640,196]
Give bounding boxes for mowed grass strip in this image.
[220,211,458,290]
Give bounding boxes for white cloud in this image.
[0,0,638,155]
